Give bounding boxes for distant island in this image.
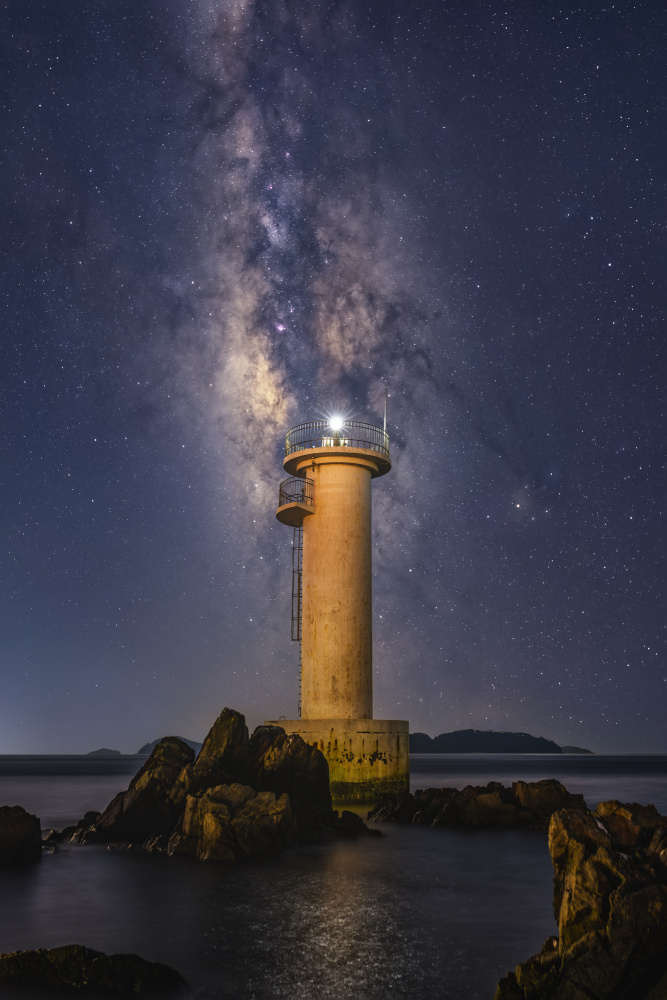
[409,730,592,754]
[88,732,593,757]
[137,737,202,756]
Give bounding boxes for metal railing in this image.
[278,476,314,508]
[285,420,389,459]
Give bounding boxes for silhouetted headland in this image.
[409,729,593,754]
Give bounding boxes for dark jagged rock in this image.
[137,737,201,756]
[495,800,667,1000]
[56,708,354,862]
[168,782,295,862]
[0,944,185,993]
[59,810,102,845]
[84,737,195,845]
[249,726,333,841]
[333,809,382,838]
[368,779,586,829]
[168,709,250,812]
[512,779,586,823]
[0,805,42,865]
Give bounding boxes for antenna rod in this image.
[383,387,387,432]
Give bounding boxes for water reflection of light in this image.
[267,838,429,999]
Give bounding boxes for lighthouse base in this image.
[265,718,409,803]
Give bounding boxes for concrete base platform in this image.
[265,718,410,803]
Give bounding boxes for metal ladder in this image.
[291,526,303,718]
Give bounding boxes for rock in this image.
[333,810,382,838]
[137,737,201,756]
[42,828,64,845]
[84,737,195,846]
[168,782,295,862]
[0,806,42,866]
[368,780,585,830]
[87,748,121,756]
[169,709,250,812]
[0,944,184,993]
[64,810,102,845]
[495,800,667,1000]
[512,778,586,821]
[249,726,333,841]
[368,790,421,823]
[52,707,356,864]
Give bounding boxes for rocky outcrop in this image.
[68,708,339,861]
[169,708,250,811]
[85,737,195,846]
[168,782,295,862]
[495,799,667,1000]
[0,805,42,865]
[55,810,101,845]
[249,726,333,841]
[0,944,184,993]
[368,779,585,829]
[334,809,383,838]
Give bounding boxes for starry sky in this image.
[1,1,664,754]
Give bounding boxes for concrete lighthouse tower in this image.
[270,417,409,801]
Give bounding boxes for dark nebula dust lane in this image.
[0,1,664,752]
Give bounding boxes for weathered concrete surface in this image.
[495,799,667,1000]
[268,718,409,802]
[283,447,382,720]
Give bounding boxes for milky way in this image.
[1,1,664,751]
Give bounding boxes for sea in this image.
[1,753,666,1000]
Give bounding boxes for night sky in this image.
[2,1,664,754]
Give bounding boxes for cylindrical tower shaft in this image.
[301,457,373,719]
[272,419,409,802]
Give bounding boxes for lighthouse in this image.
[269,417,409,801]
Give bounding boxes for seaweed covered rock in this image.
[0,944,184,993]
[495,800,667,1000]
[249,726,333,841]
[368,779,585,829]
[0,806,42,866]
[168,782,295,862]
[85,737,195,846]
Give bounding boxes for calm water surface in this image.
[0,754,665,999]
